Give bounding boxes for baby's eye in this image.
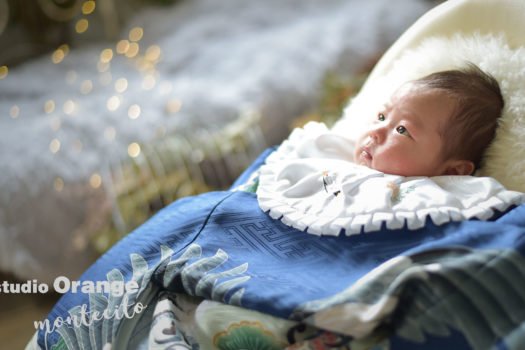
[396,125,411,137]
[377,113,385,121]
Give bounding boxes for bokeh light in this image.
[52,49,65,64]
[0,65,8,79]
[82,1,96,15]
[53,177,64,192]
[145,45,161,62]
[100,48,114,63]
[115,77,128,93]
[63,100,76,115]
[142,75,156,90]
[59,44,70,56]
[90,173,102,188]
[125,43,140,58]
[116,40,130,55]
[80,80,93,94]
[128,104,141,119]
[128,142,141,158]
[44,100,55,114]
[136,57,153,72]
[107,95,121,111]
[49,138,61,153]
[97,61,110,73]
[166,98,182,114]
[129,27,144,42]
[76,19,89,34]
[10,105,19,118]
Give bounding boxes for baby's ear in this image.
[442,159,475,176]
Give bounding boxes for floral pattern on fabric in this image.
[387,182,416,205]
[39,243,251,350]
[214,321,287,350]
[148,292,198,349]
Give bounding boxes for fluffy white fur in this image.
[336,33,525,193]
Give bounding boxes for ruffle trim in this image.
[257,122,525,236]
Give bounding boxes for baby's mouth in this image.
[358,148,372,166]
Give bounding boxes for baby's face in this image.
[354,83,456,177]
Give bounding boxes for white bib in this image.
[257,122,525,236]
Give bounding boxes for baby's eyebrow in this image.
[378,103,391,114]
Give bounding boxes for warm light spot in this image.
[128,142,141,158]
[100,48,114,63]
[73,139,83,153]
[97,61,110,73]
[125,43,139,58]
[145,45,161,61]
[44,100,55,114]
[116,40,130,54]
[58,44,70,56]
[52,49,65,64]
[50,116,61,130]
[66,70,77,84]
[166,98,182,114]
[80,80,93,94]
[49,138,61,153]
[99,71,112,86]
[107,95,121,111]
[129,27,143,42]
[142,75,156,90]
[115,78,128,93]
[104,126,116,141]
[75,19,89,34]
[82,1,96,15]
[63,100,76,115]
[89,173,102,188]
[53,177,64,192]
[136,57,153,72]
[10,105,20,119]
[128,104,141,119]
[0,66,8,79]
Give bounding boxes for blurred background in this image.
[0,0,440,347]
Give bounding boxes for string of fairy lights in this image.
[1,0,184,194]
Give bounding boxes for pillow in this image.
[334,33,525,193]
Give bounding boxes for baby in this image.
[354,63,504,177]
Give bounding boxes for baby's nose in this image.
[368,124,385,143]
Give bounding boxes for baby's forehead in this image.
[388,83,457,129]
[388,82,454,107]
[392,82,435,99]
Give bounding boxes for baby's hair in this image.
[412,63,504,170]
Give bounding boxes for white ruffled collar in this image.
[257,122,525,236]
